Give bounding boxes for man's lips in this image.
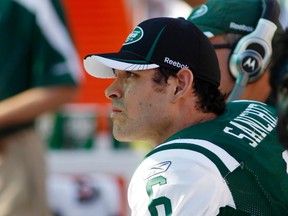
[110,106,123,118]
[111,107,122,113]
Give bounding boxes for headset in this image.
[227,0,280,101]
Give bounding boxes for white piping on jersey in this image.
[14,0,83,82]
[230,99,266,105]
[159,139,241,172]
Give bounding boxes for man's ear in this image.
[172,68,194,101]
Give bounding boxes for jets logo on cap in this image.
[123,26,144,45]
[189,5,208,19]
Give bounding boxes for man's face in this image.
[210,34,271,102]
[105,69,175,144]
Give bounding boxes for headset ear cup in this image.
[226,0,279,101]
[228,18,277,84]
[229,49,263,82]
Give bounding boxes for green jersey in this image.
[0,0,82,100]
[128,100,288,215]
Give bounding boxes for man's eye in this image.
[126,71,136,78]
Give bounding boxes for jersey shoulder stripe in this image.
[146,138,240,177]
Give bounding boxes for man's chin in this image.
[112,131,131,143]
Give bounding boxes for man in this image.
[0,0,82,215]
[84,17,288,215]
[187,0,282,103]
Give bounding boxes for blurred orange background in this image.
[62,0,133,104]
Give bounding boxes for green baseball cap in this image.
[187,0,264,38]
[84,17,221,87]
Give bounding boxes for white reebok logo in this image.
[144,161,171,180]
[229,22,254,32]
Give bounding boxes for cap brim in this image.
[84,52,159,78]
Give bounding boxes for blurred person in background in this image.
[187,0,283,104]
[0,0,82,215]
[270,28,288,149]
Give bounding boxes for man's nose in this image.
[105,79,122,100]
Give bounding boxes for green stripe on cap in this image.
[146,26,166,61]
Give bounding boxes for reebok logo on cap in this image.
[164,57,189,69]
[229,22,254,32]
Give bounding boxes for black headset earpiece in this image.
[227,0,279,101]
